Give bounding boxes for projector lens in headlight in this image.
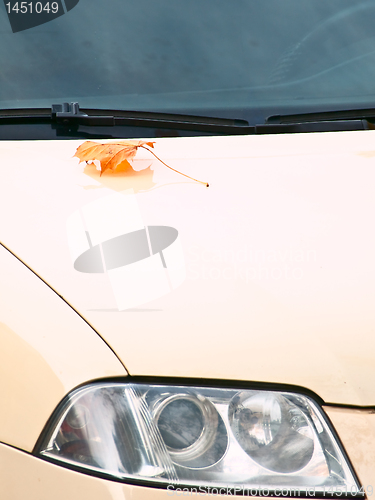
[37,383,360,496]
[157,397,205,449]
[228,392,314,473]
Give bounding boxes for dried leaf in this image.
[74,140,154,176]
[74,140,208,187]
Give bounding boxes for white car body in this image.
[0,131,374,496]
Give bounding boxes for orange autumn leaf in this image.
[74,140,155,176]
[73,140,208,187]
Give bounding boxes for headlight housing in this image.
[36,382,360,496]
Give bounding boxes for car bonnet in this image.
[1,132,374,406]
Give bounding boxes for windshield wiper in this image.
[263,107,375,133]
[0,102,250,136]
[267,107,375,124]
[0,103,373,140]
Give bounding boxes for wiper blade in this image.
[266,107,375,125]
[0,103,372,139]
[257,120,369,134]
[0,102,250,135]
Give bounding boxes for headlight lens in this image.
[37,383,360,495]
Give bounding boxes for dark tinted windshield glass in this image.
[1,0,375,123]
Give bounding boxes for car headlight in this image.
[36,382,360,496]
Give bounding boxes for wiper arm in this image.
[0,102,250,135]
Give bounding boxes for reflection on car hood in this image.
[1,132,375,406]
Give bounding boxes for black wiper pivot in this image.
[51,102,84,120]
[51,102,114,126]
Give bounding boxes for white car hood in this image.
[1,132,375,406]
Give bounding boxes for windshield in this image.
[1,0,375,124]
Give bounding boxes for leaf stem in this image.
[141,146,209,187]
